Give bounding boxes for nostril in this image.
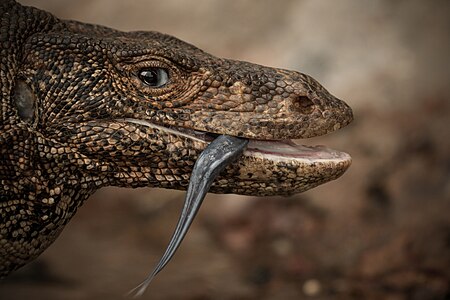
[290,95,315,114]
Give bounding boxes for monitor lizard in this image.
[0,0,353,284]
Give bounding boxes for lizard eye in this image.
[138,68,169,87]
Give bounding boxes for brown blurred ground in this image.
[1,0,449,299]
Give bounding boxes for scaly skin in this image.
[0,0,353,277]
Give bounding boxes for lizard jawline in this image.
[120,118,351,165]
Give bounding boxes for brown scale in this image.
[0,0,353,291]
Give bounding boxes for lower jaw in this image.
[210,149,351,196]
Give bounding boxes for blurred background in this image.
[1,0,449,299]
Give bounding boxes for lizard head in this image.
[14,21,353,197]
[2,0,353,280]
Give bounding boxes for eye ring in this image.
[138,68,169,88]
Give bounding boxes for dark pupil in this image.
[139,70,158,86]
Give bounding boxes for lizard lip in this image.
[121,118,351,164]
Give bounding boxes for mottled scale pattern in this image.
[0,0,352,277]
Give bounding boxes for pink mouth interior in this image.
[246,139,350,161]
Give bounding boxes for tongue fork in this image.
[128,135,248,297]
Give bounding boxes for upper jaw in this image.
[151,92,354,141]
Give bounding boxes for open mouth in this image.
[122,117,351,296]
[122,118,351,165]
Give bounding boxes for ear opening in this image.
[13,80,36,123]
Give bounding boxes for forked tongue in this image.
[128,135,248,297]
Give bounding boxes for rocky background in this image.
[1,0,449,299]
